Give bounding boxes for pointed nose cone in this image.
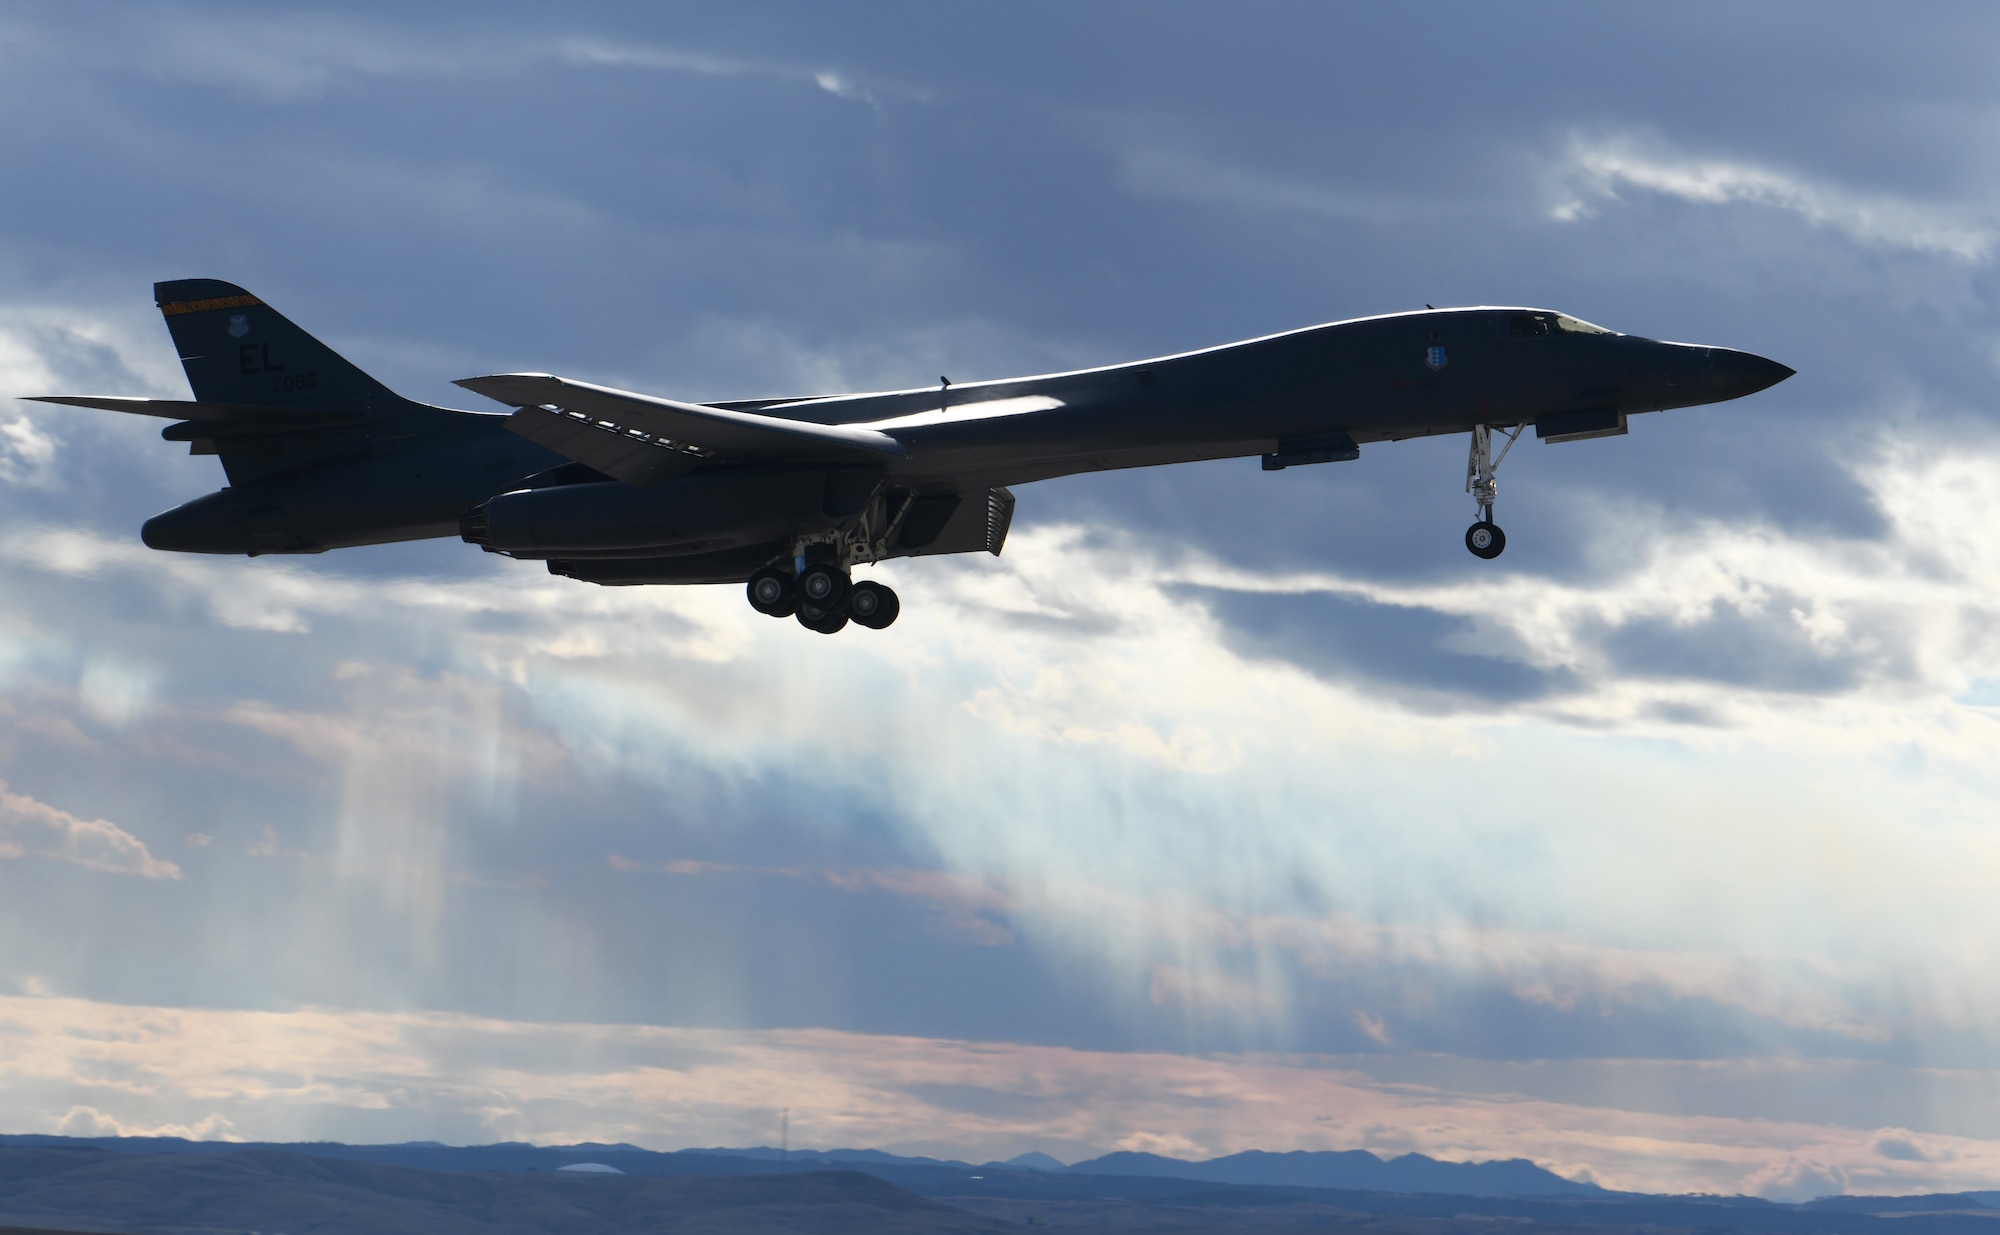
[1710,348,1794,401]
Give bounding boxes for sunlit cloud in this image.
[2,416,1998,1056]
[555,36,879,108]
[7,11,886,111]
[1552,136,1998,261]
[3,406,2000,1054]
[552,37,763,80]
[0,308,185,491]
[0,780,179,879]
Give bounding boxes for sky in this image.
[1,0,1999,1201]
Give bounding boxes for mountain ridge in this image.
[0,1142,1994,1234]
[1062,1148,1603,1195]
[0,1134,1596,1197]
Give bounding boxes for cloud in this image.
[4,992,2000,1195]
[1869,1127,1955,1163]
[1743,1155,1851,1202]
[557,36,879,107]
[1170,427,2000,728]
[812,71,875,106]
[612,858,1017,946]
[54,1104,236,1142]
[553,37,763,80]
[0,306,186,491]
[0,779,178,879]
[1552,136,1997,261]
[1114,1129,1206,1157]
[8,424,2000,1052]
[3,11,887,113]
[76,11,502,104]
[1115,146,1421,225]
[1181,585,1581,708]
[1354,1012,1392,1046]
[821,866,1014,946]
[76,659,157,728]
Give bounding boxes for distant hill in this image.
[1,1142,1998,1235]
[1062,1148,1603,1196]
[1000,1151,1065,1171]
[0,1148,992,1235]
[2,1140,1999,1235]
[0,1134,1595,1197]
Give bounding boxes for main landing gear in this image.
[1464,422,1523,560]
[746,563,900,635]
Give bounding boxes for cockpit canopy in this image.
[1506,311,1615,337]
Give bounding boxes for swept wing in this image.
[455,373,910,486]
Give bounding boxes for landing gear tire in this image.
[797,562,851,610]
[796,603,850,635]
[1466,521,1506,560]
[746,567,798,617]
[1463,423,1522,561]
[847,580,900,630]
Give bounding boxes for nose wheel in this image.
[1465,521,1505,559]
[1464,422,1523,560]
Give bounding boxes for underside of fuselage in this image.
[30,282,1792,634]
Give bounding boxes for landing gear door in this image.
[893,487,1016,557]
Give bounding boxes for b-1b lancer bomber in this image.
[35,280,1791,634]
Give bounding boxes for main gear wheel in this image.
[847,580,900,629]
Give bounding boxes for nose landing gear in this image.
[1466,521,1505,559]
[1464,422,1523,560]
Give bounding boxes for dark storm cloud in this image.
[1179,585,1580,708]
[1602,607,1860,694]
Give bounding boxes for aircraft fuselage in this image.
[37,282,1791,632]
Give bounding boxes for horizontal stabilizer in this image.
[455,374,909,485]
[27,396,366,428]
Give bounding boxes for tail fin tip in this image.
[149,278,396,410]
[154,278,261,315]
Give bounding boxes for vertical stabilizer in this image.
[153,279,397,411]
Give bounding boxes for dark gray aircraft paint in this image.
[32,280,1791,634]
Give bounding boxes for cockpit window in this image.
[1507,311,1614,337]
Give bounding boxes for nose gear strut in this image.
[1464,422,1524,560]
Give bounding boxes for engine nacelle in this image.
[461,470,835,556]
